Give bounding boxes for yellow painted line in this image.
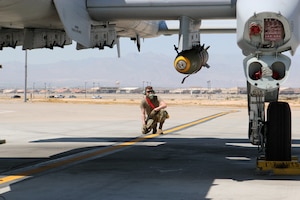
[0,176,25,184]
[163,111,236,134]
[0,110,236,186]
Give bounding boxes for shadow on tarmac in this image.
[30,136,300,182]
[1,137,300,200]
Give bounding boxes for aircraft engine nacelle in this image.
[244,54,291,91]
[174,45,209,74]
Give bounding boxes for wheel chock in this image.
[257,156,300,175]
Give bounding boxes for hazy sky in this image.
[0,32,300,88]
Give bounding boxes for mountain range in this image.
[1,52,300,89]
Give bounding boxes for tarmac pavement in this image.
[0,101,300,200]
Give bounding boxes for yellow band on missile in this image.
[174,56,191,73]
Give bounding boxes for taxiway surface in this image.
[0,101,300,200]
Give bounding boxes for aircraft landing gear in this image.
[247,82,300,174]
[256,101,300,175]
[242,42,298,174]
[266,102,291,161]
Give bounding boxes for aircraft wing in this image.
[0,0,237,50]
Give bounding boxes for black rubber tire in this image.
[266,102,291,161]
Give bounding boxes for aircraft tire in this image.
[266,102,291,161]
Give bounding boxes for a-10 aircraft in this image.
[0,0,299,161]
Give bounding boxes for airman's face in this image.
[146,90,154,96]
[146,89,156,99]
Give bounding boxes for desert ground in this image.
[2,93,300,108]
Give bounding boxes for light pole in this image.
[24,50,28,102]
[85,82,87,99]
[207,80,211,99]
[93,82,95,96]
[44,82,47,98]
[0,65,5,144]
[32,82,35,100]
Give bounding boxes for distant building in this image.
[221,87,246,94]
[100,87,119,93]
[117,87,141,94]
[3,89,16,94]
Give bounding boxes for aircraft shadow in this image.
[1,137,300,200]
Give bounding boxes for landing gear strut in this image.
[247,83,291,161]
[247,84,300,174]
